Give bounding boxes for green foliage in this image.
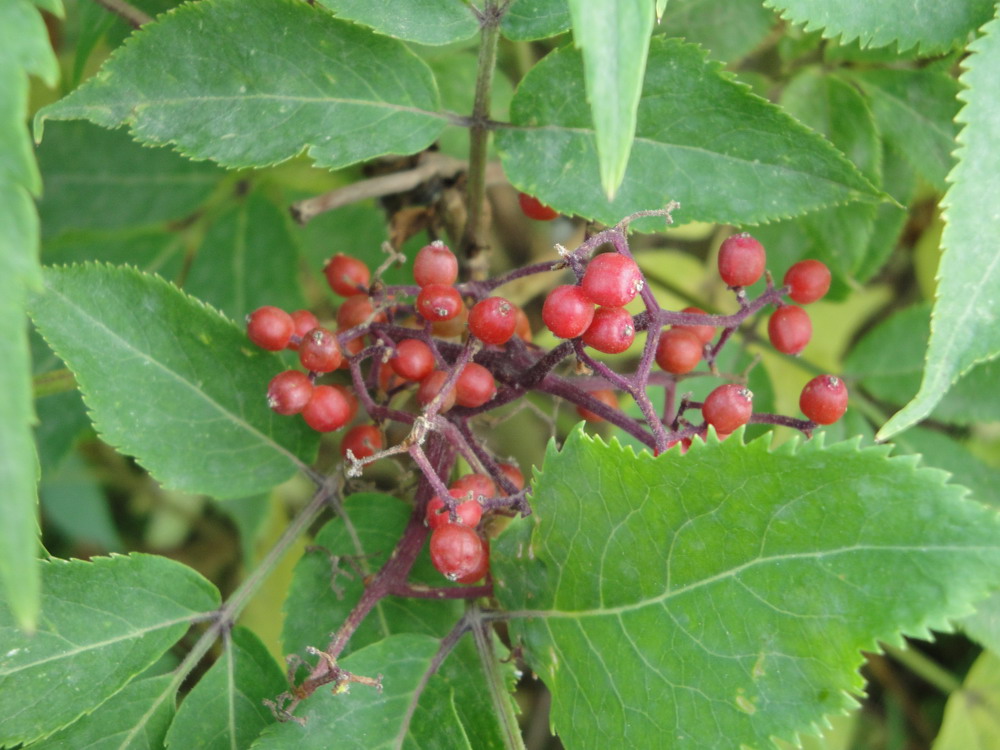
[934,650,1000,749]
[315,0,479,45]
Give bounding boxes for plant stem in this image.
[884,643,962,694]
[90,0,152,28]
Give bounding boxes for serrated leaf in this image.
[496,38,881,229]
[501,0,571,41]
[0,554,219,746]
[567,0,655,198]
[26,264,318,500]
[36,0,447,170]
[658,0,776,63]
[493,428,1000,750]
[29,674,176,750]
[282,493,461,660]
[315,0,478,45]
[251,634,440,749]
[165,627,286,750]
[891,428,1000,508]
[43,225,187,279]
[934,650,1000,750]
[763,0,994,54]
[878,12,1000,440]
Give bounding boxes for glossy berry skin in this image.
[413,241,459,287]
[340,424,383,460]
[655,328,703,374]
[718,233,766,287]
[582,306,635,354]
[468,297,517,345]
[390,339,435,382]
[783,260,831,304]
[302,385,352,432]
[450,473,496,500]
[426,490,483,529]
[417,371,456,412]
[298,327,342,372]
[416,283,464,322]
[800,375,848,424]
[576,389,618,422]
[581,253,644,307]
[768,305,812,355]
[246,306,294,351]
[324,253,370,297]
[674,306,716,344]
[429,523,487,581]
[267,370,314,415]
[332,384,359,422]
[702,384,753,434]
[456,363,496,408]
[287,309,320,350]
[454,539,490,584]
[542,285,594,339]
[518,192,559,221]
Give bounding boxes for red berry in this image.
[702,384,753,434]
[429,523,487,581]
[655,328,703,374]
[800,375,848,425]
[783,260,831,304]
[298,327,342,373]
[454,539,490,584]
[513,305,533,342]
[518,192,559,221]
[287,309,320,350]
[426,490,483,529]
[418,370,456,412]
[390,339,435,382]
[468,297,517,345]
[718,233,766,287]
[450,473,497,500]
[267,370,314,415]
[416,283,464,322]
[768,305,812,355]
[497,462,525,492]
[246,306,294,351]
[337,294,384,331]
[340,424,383,460]
[337,328,365,358]
[324,253,370,297]
[413,241,458,287]
[581,253,643,307]
[331,384,359,422]
[542,285,594,339]
[576,389,618,422]
[455,363,496,408]
[582,306,635,354]
[302,385,352,432]
[674,306,716,344]
[378,361,406,393]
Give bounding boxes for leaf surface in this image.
[315,0,478,45]
[502,0,571,41]
[658,0,776,63]
[27,264,318,499]
[493,428,1000,749]
[934,650,1000,750]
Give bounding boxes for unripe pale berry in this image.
[718,233,766,287]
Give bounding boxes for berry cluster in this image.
[245,210,848,584]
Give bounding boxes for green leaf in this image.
[36,0,447,170]
[496,38,881,229]
[657,0,776,63]
[960,591,1000,654]
[0,554,219,746]
[26,264,319,500]
[878,12,1000,440]
[315,0,478,45]
[501,0,571,41]
[165,627,286,750]
[891,428,1000,508]
[212,494,272,565]
[37,121,225,239]
[40,451,124,552]
[251,634,440,749]
[493,428,1000,750]
[566,0,655,198]
[934,650,1000,750]
[763,0,994,54]
[282,493,461,660]
[850,68,961,192]
[29,674,176,750]
[853,144,916,284]
[43,226,187,279]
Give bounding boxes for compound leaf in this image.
[493,428,1000,750]
[36,0,446,170]
[27,264,318,500]
[315,0,478,45]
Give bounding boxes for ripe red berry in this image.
[518,192,559,221]
[468,297,517,346]
[390,339,435,382]
[302,384,352,432]
[497,462,525,492]
[542,285,595,339]
[655,328,703,374]
[416,283,464,322]
[246,306,294,351]
[340,424,383,460]
[324,253,370,297]
[454,539,490,584]
[331,384,359,422]
[450,473,497,500]
[418,370,456,412]
[455,363,496,408]
[702,384,753,434]
[298,327,342,373]
[426,490,483,529]
[581,253,643,307]
[413,241,459,287]
[800,375,848,424]
[337,294,384,331]
[287,309,320,351]
[582,306,635,354]
[768,305,812,355]
[674,306,716,344]
[718,233,766,287]
[783,259,831,304]
[576,389,618,422]
[267,370,314,415]
[429,523,487,581]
